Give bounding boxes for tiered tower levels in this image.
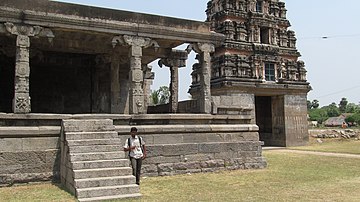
[191,0,308,89]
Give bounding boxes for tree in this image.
[346,113,360,125]
[345,103,360,113]
[150,86,170,105]
[150,90,160,105]
[158,86,170,104]
[308,108,328,124]
[324,102,340,117]
[307,100,312,110]
[339,97,348,113]
[307,99,320,110]
[311,99,320,109]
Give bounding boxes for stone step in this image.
[78,193,142,202]
[75,176,136,189]
[72,159,129,170]
[62,119,115,132]
[71,151,126,162]
[67,139,121,146]
[65,131,118,140]
[74,167,132,179]
[77,184,139,199]
[69,145,122,153]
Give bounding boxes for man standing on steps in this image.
[123,127,146,185]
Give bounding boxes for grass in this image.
[131,151,360,202]
[1,149,360,202]
[0,182,75,202]
[290,138,360,154]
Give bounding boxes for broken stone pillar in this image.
[143,65,155,112]
[112,35,159,114]
[2,23,54,113]
[158,50,188,113]
[188,43,215,114]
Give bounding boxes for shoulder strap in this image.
[127,137,131,147]
[139,136,144,153]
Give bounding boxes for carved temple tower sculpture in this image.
[196,0,311,147]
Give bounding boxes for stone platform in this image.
[0,113,267,187]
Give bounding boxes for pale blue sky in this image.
[54,0,360,106]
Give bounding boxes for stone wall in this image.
[0,114,267,186]
[284,94,309,146]
[0,127,61,186]
[116,123,266,177]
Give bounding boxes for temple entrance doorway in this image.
[255,96,273,146]
[255,95,287,147]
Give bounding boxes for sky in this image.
[54,0,360,106]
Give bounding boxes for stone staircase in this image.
[60,119,141,202]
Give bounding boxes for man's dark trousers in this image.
[130,157,142,185]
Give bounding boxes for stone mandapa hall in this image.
[0,0,311,201]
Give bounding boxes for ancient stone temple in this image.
[0,0,309,201]
[200,0,311,147]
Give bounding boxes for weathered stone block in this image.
[230,132,259,141]
[158,163,174,173]
[161,144,198,156]
[198,143,222,153]
[207,133,231,142]
[200,160,224,168]
[144,155,181,164]
[0,138,23,152]
[62,119,115,132]
[183,153,214,162]
[214,151,234,160]
[153,134,183,144]
[183,133,208,143]
[22,137,59,151]
[142,164,158,174]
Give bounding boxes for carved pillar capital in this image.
[3,23,55,43]
[112,35,159,54]
[186,43,215,55]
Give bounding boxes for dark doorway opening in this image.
[30,52,95,114]
[0,55,14,113]
[255,96,273,145]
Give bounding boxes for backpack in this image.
[127,136,144,157]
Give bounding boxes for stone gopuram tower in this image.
[192,0,311,146]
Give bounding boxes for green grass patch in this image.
[127,151,360,202]
[0,182,75,202]
[291,139,360,154]
[1,151,360,202]
[0,147,360,202]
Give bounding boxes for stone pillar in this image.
[14,35,31,113]
[143,65,155,111]
[188,43,215,114]
[2,23,54,113]
[158,50,187,113]
[110,51,121,113]
[112,35,159,114]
